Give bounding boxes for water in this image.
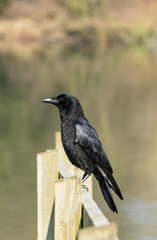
[0,44,157,240]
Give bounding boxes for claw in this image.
[74,136,79,144]
[82,184,89,192]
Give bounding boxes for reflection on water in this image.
[0,45,157,240]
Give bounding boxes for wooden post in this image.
[78,223,117,240]
[37,150,58,240]
[55,132,93,197]
[55,132,78,174]
[55,176,82,240]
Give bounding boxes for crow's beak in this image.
[42,97,58,105]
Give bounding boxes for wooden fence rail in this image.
[37,132,118,240]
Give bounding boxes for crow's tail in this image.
[94,171,118,213]
[99,178,118,213]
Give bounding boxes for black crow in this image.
[42,93,123,213]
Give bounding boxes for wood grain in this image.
[55,176,82,240]
[37,150,58,240]
[78,223,117,240]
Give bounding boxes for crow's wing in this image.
[75,119,123,200]
[75,119,113,173]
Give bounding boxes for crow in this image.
[42,93,123,213]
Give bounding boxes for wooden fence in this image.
[37,132,118,240]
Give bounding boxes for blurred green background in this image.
[0,1,157,240]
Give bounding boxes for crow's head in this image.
[42,93,84,117]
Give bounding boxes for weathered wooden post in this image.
[37,150,58,240]
[55,176,82,240]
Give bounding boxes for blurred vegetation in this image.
[0,0,157,47]
[59,0,104,17]
[0,0,10,13]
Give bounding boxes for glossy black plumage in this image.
[42,93,123,213]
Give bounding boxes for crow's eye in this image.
[59,98,64,103]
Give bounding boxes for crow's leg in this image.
[82,172,91,183]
